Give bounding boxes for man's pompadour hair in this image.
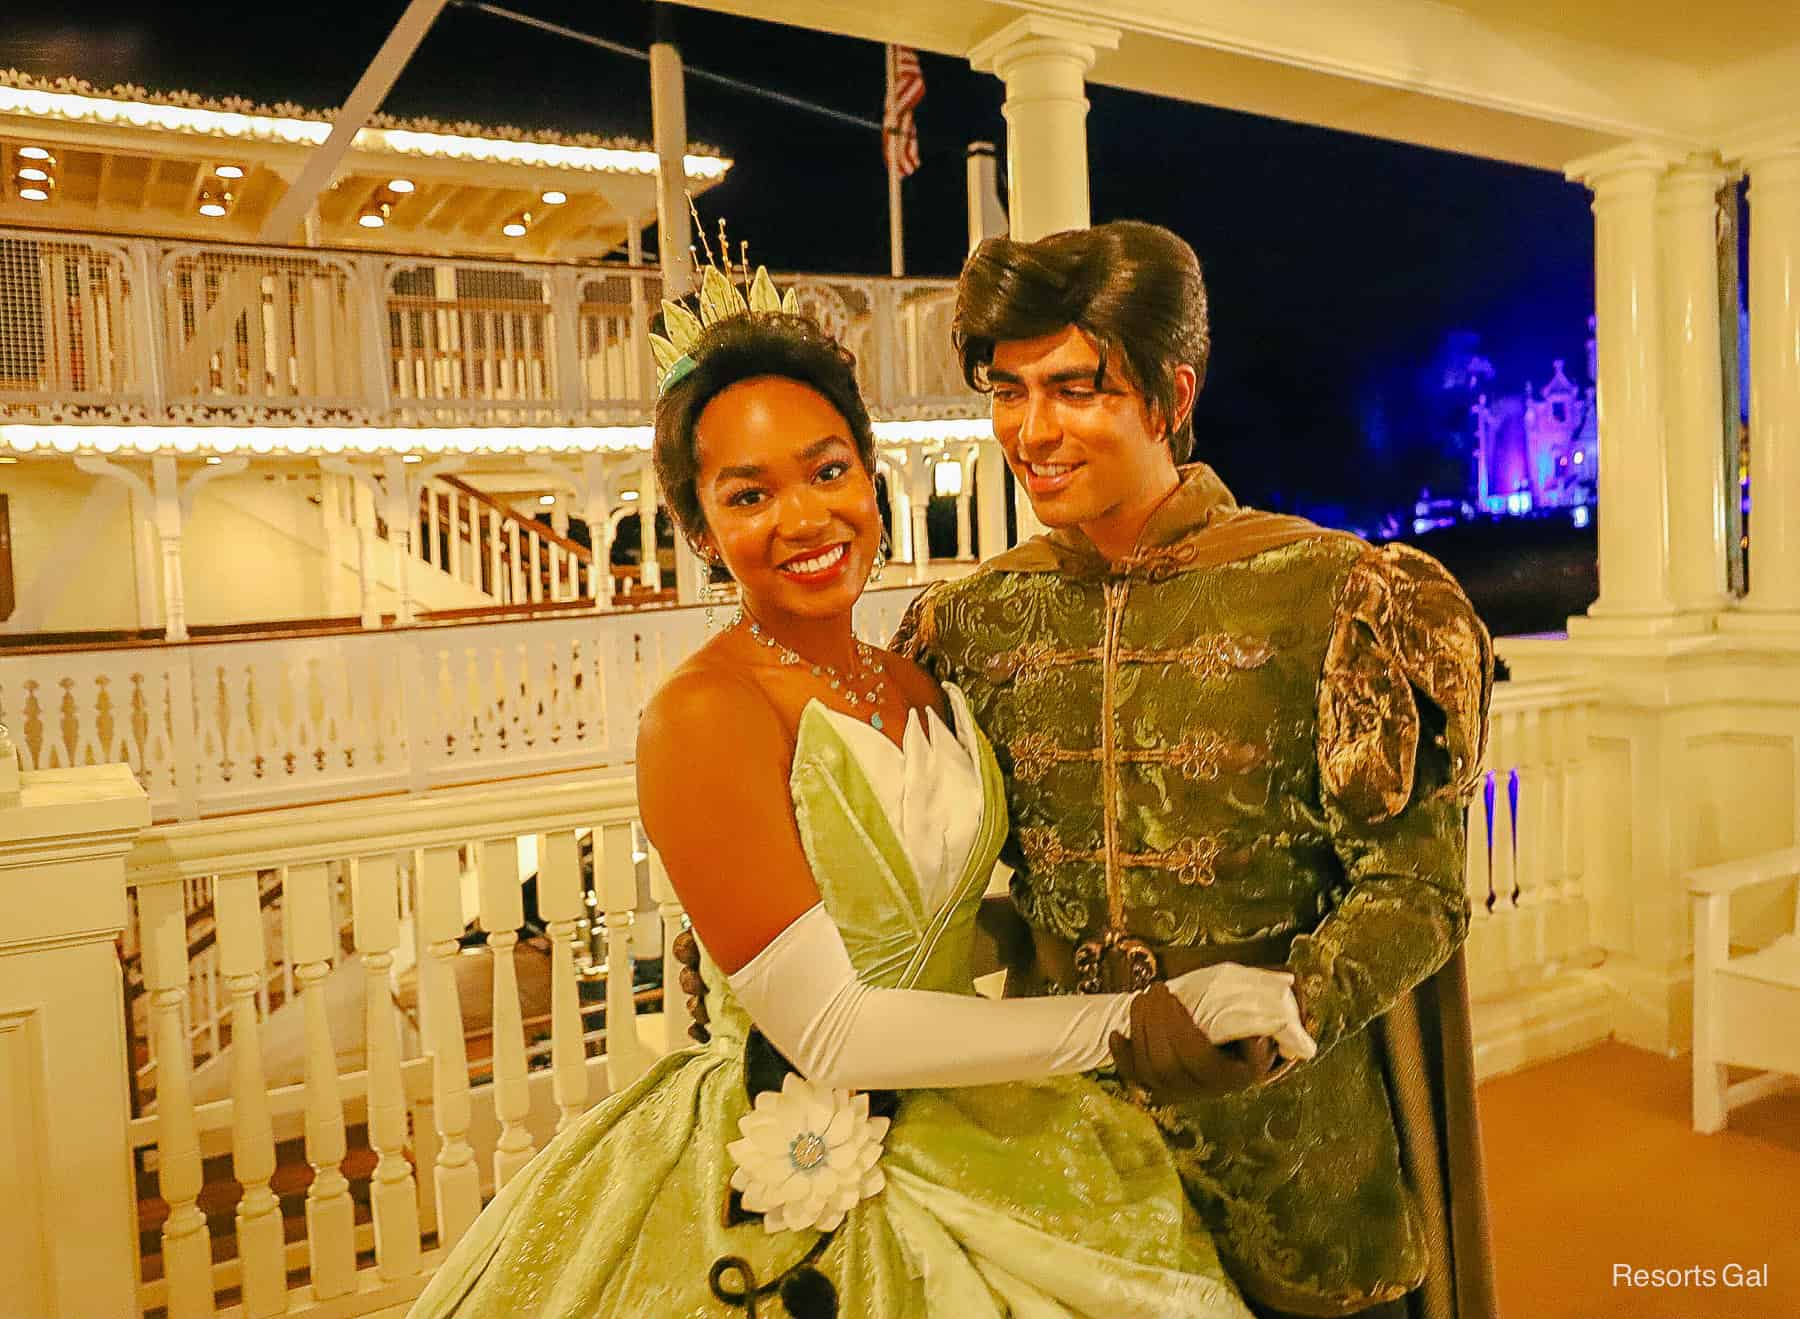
[953,220,1210,463]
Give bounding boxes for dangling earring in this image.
[869,530,889,586]
[695,546,738,628]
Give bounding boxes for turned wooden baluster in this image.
[538,828,590,1129]
[1562,700,1591,953]
[349,852,423,1281]
[417,843,482,1248]
[215,868,286,1317]
[598,819,652,1090]
[1486,714,1525,984]
[507,521,524,603]
[486,507,503,600]
[283,861,356,1299]
[478,837,538,1188]
[137,881,216,1318]
[646,843,693,1053]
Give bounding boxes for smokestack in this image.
[966,141,1009,252]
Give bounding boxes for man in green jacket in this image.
[893,221,1497,1319]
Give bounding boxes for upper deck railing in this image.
[0,225,976,427]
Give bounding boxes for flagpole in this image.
[886,45,905,277]
[888,151,905,277]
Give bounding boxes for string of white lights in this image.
[0,418,995,457]
[0,85,729,179]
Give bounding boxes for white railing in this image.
[4,657,1606,1316]
[122,767,678,1318]
[0,584,926,820]
[0,226,973,425]
[1461,677,1601,1004]
[416,474,601,607]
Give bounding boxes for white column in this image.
[955,447,975,559]
[150,456,189,641]
[650,33,696,302]
[1565,144,1686,630]
[549,267,585,420]
[969,16,1117,549]
[908,451,934,582]
[673,536,705,605]
[636,461,662,592]
[968,15,1119,242]
[127,482,161,630]
[1658,157,1732,616]
[0,763,149,1319]
[381,456,417,626]
[975,437,1009,555]
[887,459,914,566]
[1733,139,1800,621]
[320,458,385,628]
[318,466,356,617]
[581,454,614,612]
[626,221,651,400]
[966,142,1009,253]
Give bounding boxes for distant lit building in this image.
[1469,320,1599,520]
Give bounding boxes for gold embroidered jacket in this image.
[893,464,1494,1317]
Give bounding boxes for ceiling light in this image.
[214,164,245,179]
[620,489,639,501]
[18,186,49,202]
[402,453,423,463]
[538,494,556,506]
[357,198,393,229]
[205,455,223,465]
[540,189,567,205]
[197,186,233,218]
[502,210,532,238]
[387,177,415,193]
[358,212,386,228]
[18,146,52,161]
[16,166,48,182]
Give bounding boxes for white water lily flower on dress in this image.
[726,1074,890,1234]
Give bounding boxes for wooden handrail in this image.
[433,472,594,563]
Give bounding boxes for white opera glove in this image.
[1165,962,1319,1063]
[727,903,1136,1091]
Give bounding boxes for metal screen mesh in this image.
[162,246,362,406]
[0,230,139,403]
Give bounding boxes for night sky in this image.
[5,1,1601,523]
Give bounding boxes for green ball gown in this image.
[410,688,1249,1318]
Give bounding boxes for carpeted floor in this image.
[1478,1041,1799,1318]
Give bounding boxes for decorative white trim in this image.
[1,418,993,457]
[0,69,728,178]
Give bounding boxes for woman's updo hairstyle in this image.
[652,311,877,547]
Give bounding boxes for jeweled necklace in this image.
[735,608,892,730]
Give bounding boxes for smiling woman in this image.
[409,305,1260,1319]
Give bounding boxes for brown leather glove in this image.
[1108,982,1279,1105]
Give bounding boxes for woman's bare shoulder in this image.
[639,649,780,761]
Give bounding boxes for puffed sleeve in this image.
[1286,543,1494,1061]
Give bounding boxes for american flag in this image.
[884,44,925,178]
